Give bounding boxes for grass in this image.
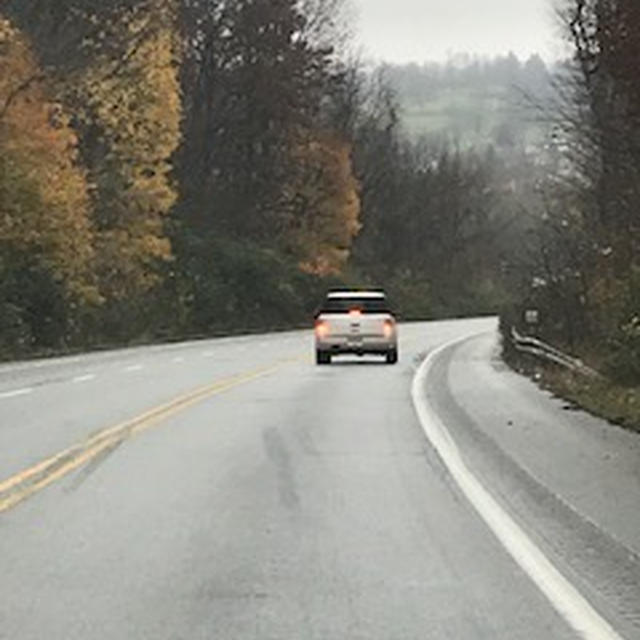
[539,368,640,433]
[507,348,640,434]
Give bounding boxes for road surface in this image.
[1,319,639,639]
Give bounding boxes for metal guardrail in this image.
[510,327,601,378]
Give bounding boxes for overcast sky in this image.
[352,0,562,64]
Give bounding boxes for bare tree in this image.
[298,0,355,60]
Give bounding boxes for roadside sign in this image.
[525,309,539,325]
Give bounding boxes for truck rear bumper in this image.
[316,338,397,355]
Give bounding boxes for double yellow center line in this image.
[0,359,297,515]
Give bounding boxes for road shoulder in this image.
[420,331,640,639]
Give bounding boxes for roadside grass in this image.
[504,348,640,434]
[539,367,640,433]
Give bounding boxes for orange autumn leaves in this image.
[0,8,182,307]
[0,18,96,303]
[0,0,362,313]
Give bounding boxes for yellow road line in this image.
[0,359,297,515]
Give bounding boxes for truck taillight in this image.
[315,320,329,338]
[383,319,395,338]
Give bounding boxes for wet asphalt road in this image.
[1,318,639,639]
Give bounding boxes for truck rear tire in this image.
[386,349,398,365]
[316,350,331,365]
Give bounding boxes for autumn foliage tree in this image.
[285,131,360,275]
[1,0,511,357]
[1,0,183,343]
[172,0,363,330]
[78,11,181,302]
[0,17,96,353]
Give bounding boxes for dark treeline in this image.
[0,0,506,358]
[350,83,509,316]
[502,0,640,385]
[387,53,553,105]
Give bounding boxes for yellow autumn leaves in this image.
[287,131,360,275]
[0,0,367,353]
[82,20,181,298]
[0,18,96,303]
[0,7,182,308]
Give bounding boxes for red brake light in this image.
[383,318,395,337]
[315,320,329,338]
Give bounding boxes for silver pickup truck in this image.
[314,290,398,365]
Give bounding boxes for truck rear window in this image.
[321,298,391,314]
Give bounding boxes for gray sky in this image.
[352,0,562,63]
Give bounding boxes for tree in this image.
[284,131,360,275]
[176,0,336,240]
[171,0,363,329]
[351,69,404,278]
[0,16,96,351]
[560,0,640,262]
[79,14,181,301]
[499,0,640,382]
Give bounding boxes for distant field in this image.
[393,84,549,149]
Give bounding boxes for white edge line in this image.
[0,388,33,399]
[411,333,624,640]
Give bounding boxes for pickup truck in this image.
[314,290,398,365]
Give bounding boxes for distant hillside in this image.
[383,54,555,150]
